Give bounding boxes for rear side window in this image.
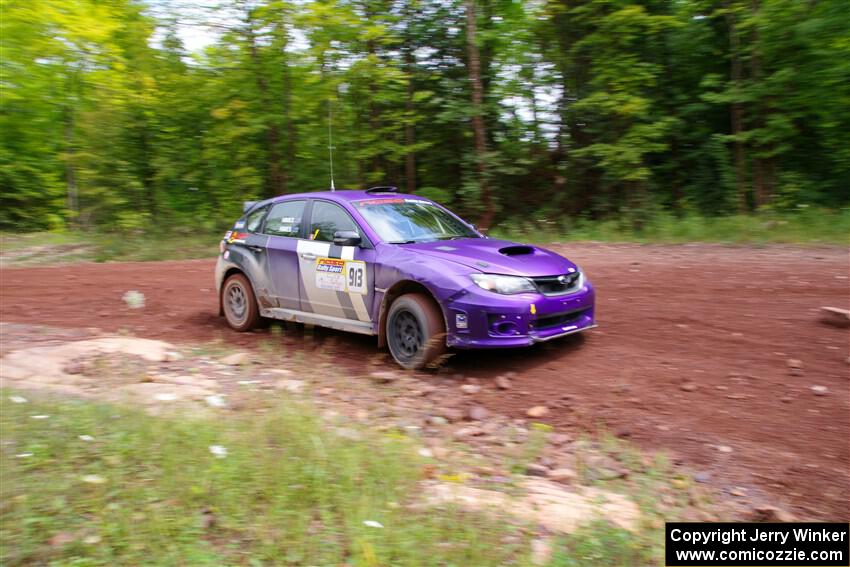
[309,201,359,242]
[264,200,306,238]
[244,206,268,232]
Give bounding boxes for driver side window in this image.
[309,201,359,242]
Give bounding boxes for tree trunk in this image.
[245,15,284,198]
[64,105,78,224]
[465,0,494,229]
[281,37,294,194]
[403,10,416,194]
[749,0,771,207]
[725,5,748,212]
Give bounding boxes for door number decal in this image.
[315,257,367,295]
[344,260,367,295]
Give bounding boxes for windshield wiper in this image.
[389,239,420,244]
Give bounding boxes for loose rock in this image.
[525,463,550,477]
[810,385,829,396]
[466,405,489,421]
[162,350,183,362]
[426,415,449,426]
[680,382,698,392]
[693,471,711,483]
[454,426,484,439]
[549,433,572,446]
[276,379,306,393]
[819,307,850,328]
[220,352,251,366]
[205,394,227,408]
[494,375,512,390]
[268,368,294,376]
[369,371,398,384]
[460,384,481,394]
[440,407,465,423]
[549,468,577,483]
[526,406,549,418]
[751,505,796,523]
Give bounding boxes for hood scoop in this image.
[499,245,535,256]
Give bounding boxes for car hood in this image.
[397,238,577,277]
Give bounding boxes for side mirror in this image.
[333,230,362,247]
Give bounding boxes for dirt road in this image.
[1,243,848,519]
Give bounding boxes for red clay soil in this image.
[1,244,848,520]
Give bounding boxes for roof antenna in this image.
[328,98,335,191]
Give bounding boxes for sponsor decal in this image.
[315,258,346,291]
[530,303,537,315]
[356,198,406,207]
[314,257,367,295]
[316,257,345,274]
[455,313,468,329]
[234,220,246,229]
[228,231,249,244]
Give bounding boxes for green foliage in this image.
[490,207,850,245]
[1,391,525,565]
[1,0,848,231]
[548,521,650,566]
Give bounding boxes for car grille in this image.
[532,272,582,296]
[533,308,589,330]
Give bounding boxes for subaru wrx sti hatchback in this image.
[216,187,595,369]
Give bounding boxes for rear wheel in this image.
[387,293,446,370]
[222,273,260,332]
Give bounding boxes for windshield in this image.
[355,198,479,244]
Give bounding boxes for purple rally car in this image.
[215,187,596,369]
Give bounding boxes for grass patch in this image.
[491,208,850,245]
[1,391,526,566]
[0,230,219,265]
[3,208,847,268]
[90,231,219,262]
[549,521,650,566]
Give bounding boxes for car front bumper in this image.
[444,281,596,349]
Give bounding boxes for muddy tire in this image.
[222,273,260,332]
[386,293,446,370]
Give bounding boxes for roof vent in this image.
[365,185,399,194]
[499,245,535,256]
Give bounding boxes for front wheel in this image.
[386,293,446,370]
[222,273,260,332]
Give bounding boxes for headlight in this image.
[470,273,536,294]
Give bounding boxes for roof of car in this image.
[270,189,428,204]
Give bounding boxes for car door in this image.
[298,200,375,324]
[262,199,307,310]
